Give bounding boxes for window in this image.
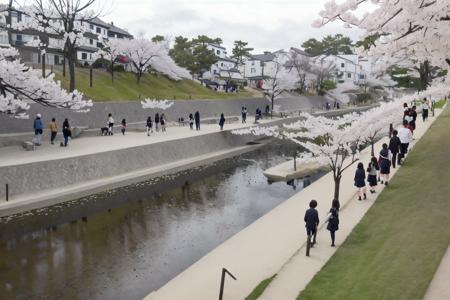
[89,39,93,45]
[96,27,101,33]
[341,63,345,68]
[251,68,256,73]
[220,63,223,67]
[90,24,94,30]
[17,12,22,22]
[359,74,365,79]
[216,50,220,55]
[16,34,22,41]
[347,72,352,78]
[82,53,87,60]
[89,54,92,60]
[97,42,103,48]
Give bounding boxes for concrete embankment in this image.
[0,118,297,217]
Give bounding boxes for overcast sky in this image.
[103,0,364,53]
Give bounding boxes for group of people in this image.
[105,113,127,136]
[304,98,432,254]
[33,114,72,147]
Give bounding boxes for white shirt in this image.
[397,126,412,143]
[422,103,429,110]
[108,116,114,124]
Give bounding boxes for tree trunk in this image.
[136,72,141,84]
[371,141,374,157]
[271,94,274,119]
[111,60,114,83]
[67,52,76,92]
[333,175,341,204]
[42,53,46,78]
[63,55,66,77]
[6,1,13,45]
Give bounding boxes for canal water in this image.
[0,140,324,300]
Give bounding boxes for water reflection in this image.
[0,141,324,300]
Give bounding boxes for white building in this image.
[202,43,246,91]
[0,7,133,67]
[315,54,368,85]
[243,52,278,88]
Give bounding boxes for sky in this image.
[103,0,364,54]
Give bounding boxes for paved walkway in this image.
[424,245,450,300]
[0,118,276,167]
[144,108,444,300]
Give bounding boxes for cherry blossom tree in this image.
[284,49,312,93]
[110,38,191,84]
[101,38,123,84]
[233,111,361,203]
[314,0,450,77]
[354,101,403,156]
[0,47,92,117]
[262,57,299,117]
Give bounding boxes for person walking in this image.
[304,200,319,251]
[189,113,194,130]
[146,116,153,136]
[354,162,367,200]
[49,118,58,145]
[160,113,166,132]
[219,113,226,131]
[422,98,430,122]
[243,107,247,123]
[241,107,246,124]
[107,113,114,135]
[379,143,391,186]
[367,157,378,193]
[398,119,413,162]
[326,199,340,247]
[33,113,43,146]
[121,119,127,135]
[62,118,71,147]
[155,113,160,132]
[194,111,200,131]
[389,130,401,168]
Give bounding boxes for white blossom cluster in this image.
[108,38,191,81]
[141,99,174,110]
[231,126,279,137]
[314,0,450,72]
[0,47,92,117]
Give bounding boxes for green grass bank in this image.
[54,68,258,101]
[297,105,450,300]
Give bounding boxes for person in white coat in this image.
[397,119,413,163]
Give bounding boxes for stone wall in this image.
[1,96,328,134]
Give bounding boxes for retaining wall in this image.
[0,96,327,134]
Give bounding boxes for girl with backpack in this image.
[121,119,127,135]
[367,157,378,194]
[379,143,392,186]
[326,199,340,247]
[354,162,366,200]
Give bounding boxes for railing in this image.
[219,268,237,300]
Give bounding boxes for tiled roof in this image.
[108,24,133,37]
[249,53,275,62]
[89,17,110,28]
[290,47,311,57]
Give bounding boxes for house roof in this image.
[108,24,133,38]
[249,53,275,62]
[77,45,99,53]
[209,43,226,50]
[89,17,110,28]
[290,47,311,57]
[219,56,237,64]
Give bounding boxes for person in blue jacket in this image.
[354,162,366,200]
[33,113,43,146]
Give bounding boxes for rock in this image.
[22,141,35,151]
[71,127,86,139]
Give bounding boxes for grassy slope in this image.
[298,105,450,300]
[54,68,258,101]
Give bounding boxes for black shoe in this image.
[385,182,388,186]
[378,177,380,182]
[381,180,384,184]
[363,193,367,200]
[358,196,362,201]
